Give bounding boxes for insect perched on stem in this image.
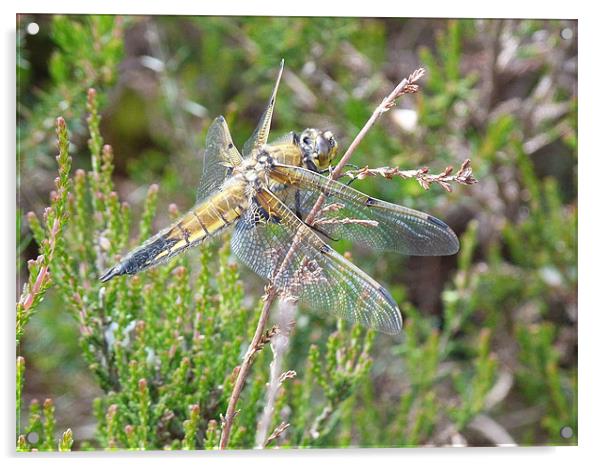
[100,61,459,335]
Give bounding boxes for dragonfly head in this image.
[300,128,338,171]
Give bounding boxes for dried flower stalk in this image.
[220,67,431,449]
[343,159,478,192]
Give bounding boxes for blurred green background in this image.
[17,15,577,448]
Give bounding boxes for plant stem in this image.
[255,300,296,448]
[304,68,425,225]
[219,286,276,449]
[218,67,426,450]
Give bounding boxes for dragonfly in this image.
[100,61,459,335]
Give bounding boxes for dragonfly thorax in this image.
[236,153,275,190]
[256,152,275,167]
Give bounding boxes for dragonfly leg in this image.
[294,189,303,219]
[318,165,335,175]
[319,164,359,186]
[342,164,361,186]
[306,222,340,242]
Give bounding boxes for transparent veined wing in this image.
[197,116,243,202]
[230,187,403,334]
[242,60,285,158]
[268,163,460,256]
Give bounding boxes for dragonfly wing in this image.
[269,164,460,256]
[197,116,243,202]
[242,60,285,158]
[230,187,402,334]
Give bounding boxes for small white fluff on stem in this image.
[254,299,296,448]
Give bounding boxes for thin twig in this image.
[218,67,427,450]
[265,422,290,447]
[219,237,303,449]
[304,68,426,225]
[218,285,277,449]
[343,159,478,192]
[334,67,425,180]
[255,300,296,448]
[309,404,333,440]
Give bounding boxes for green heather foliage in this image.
[17,15,125,171]
[17,97,374,450]
[17,17,576,450]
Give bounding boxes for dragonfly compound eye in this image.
[316,131,337,168]
[298,128,337,170]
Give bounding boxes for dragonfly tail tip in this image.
[99,265,122,282]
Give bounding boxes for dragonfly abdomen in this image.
[100,182,247,282]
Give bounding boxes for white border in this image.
[3,1,598,465]
[11,0,581,18]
